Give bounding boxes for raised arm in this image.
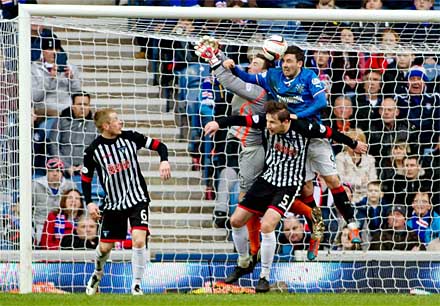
[214,61,267,102]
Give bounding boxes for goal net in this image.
[1,4,440,294]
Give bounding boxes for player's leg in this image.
[239,145,265,263]
[225,206,256,284]
[86,209,124,295]
[256,208,281,293]
[322,174,360,244]
[86,241,113,295]
[129,201,150,295]
[256,186,300,293]
[307,139,360,244]
[225,177,269,284]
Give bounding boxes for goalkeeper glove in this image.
[195,44,221,68]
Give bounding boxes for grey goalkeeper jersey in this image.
[214,58,268,147]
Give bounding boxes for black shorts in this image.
[239,177,301,217]
[100,201,149,242]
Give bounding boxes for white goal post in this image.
[11,4,440,294]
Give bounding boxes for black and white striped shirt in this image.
[217,115,358,188]
[81,130,168,210]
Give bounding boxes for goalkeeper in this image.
[219,41,363,248]
[195,36,325,275]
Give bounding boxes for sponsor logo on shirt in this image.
[107,159,131,175]
[274,142,297,157]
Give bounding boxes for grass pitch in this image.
[0,293,436,306]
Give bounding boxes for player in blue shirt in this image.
[231,46,362,250]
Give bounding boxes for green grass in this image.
[0,293,437,306]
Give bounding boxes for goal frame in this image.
[17,4,440,294]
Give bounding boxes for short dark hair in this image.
[71,91,91,104]
[284,46,304,63]
[264,101,290,122]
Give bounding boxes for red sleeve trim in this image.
[325,126,333,139]
[81,174,92,183]
[245,115,253,127]
[151,139,160,150]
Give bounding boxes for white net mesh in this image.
[1,7,440,294]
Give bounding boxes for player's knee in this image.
[260,221,276,234]
[230,214,245,228]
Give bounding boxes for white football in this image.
[262,34,288,61]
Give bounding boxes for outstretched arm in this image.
[204,115,266,137]
[291,119,368,153]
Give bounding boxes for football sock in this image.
[260,231,276,279]
[232,226,250,267]
[95,247,110,272]
[132,246,147,285]
[247,215,261,256]
[331,185,355,222]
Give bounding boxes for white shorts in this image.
[305,138,337,181]
[238,144,265,193]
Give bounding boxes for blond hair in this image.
[344,128,366,151]
[94,108,116,133]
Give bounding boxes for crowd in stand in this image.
[0,0,439,253]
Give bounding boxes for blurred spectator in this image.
[61,215,99,250]
[300,0,343,43]
[306,49,333,96]
[396,66,440,154]
[331,27,365,97]
[383,52,415,95]
[382,0,413,9]
[31,23,59,62]
[333,226,355,250]
[407,191,440,245]
[336,129,377,202]
[0,0,36,19]
[355,180,390,243]
[32,37,81,118]
[383,155,432,210]
[326,96,356,154]
[277,214,312,255]
[380,141,411,182]
[367,97,418,171]
[363,29,399,74]
[369,204,425,250]
[39,188,84,250]
[32,158,77,244]
[352,0,391,44]
[354,70,383,131]
[395,0,440,44]
[0,196,19,249]
[48,92,98,177]
[421,135,439,192]
[198,74,229,200]
[32,107,49,177]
